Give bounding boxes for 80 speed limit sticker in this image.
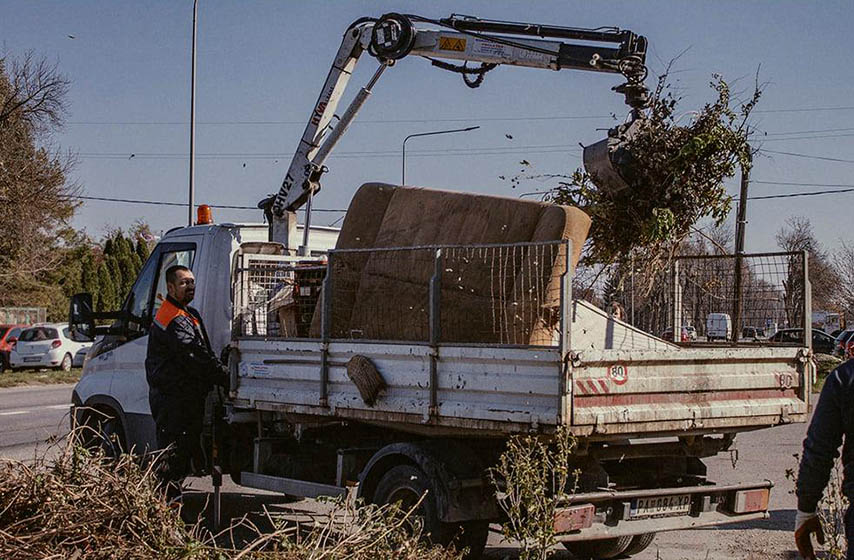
[608,364,628,385]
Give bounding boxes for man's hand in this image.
[794,510,824,559]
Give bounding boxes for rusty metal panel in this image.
[571,346,808,434]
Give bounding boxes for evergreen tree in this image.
[106,256,125,304]
[96,261,116,312]
[135,239,150,263]
[81,253,99,296]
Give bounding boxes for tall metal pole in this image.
[188,0,198,226]
[402,126,480,185]
[731,150,752,341]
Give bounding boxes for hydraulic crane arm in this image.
[266,13,649,251]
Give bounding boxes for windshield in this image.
[0,327,8,340]
[19,327,59,342]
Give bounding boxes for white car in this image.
[9,323,92,371]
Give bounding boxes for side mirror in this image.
[69,293,95,341]
[7,337,17,345]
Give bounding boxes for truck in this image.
[69,13,814,559]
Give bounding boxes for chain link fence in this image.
[233,241,570,346]
[604,251,808,342]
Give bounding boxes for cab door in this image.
[108,241,198,450]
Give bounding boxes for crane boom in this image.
[266,13,649,251]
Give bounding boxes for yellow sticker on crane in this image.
[438,36,467,52]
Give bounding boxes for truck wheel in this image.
[372,464,488,558]
[58,353,72,372]
[374,464,444,541]
[563,536,632,559]
[0,355,7,373]
[81,408,125,458]
[623,532,656,555]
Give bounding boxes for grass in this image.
[0,367,81,388]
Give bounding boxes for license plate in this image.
[630,494,691,518]
[23,356,41,363]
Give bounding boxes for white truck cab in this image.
[71,222,338,452]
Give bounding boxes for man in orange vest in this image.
[145,265,227,503]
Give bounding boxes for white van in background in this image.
[706,313,732,342]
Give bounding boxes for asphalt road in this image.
[0,383,815,559]
[0,383,73,461]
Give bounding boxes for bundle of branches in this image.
[0,440,196,560]
[240,497,464,560]
[0,433,462,560]
[550,71,760,272]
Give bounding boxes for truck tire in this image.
[373,464,488,558]
[623,532,656,555]
[562,535,632,559]
[81,408,125,458]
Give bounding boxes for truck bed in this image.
[231,318,810,441]
[230,242,811,440]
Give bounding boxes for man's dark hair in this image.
[165,265,192,285]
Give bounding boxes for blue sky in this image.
[3,1,853,253]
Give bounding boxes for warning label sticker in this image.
[438,36,467,52]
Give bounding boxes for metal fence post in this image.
[802,250,811,351]
[802,250,813,406]
[319,252,333,407]
[559,240,573,426]
[427,248,442,420]
[672,259,681,341]
[732,254,744,343]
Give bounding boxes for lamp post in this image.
[188,0,198,226]
[402,126,480,185]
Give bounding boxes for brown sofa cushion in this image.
[312,184,590,344]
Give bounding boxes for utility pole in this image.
[188,0,198,226]
[731,150,752,342]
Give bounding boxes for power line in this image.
[67,115,612,126]
[753,180,854,188]
[64,105,854,126]
[759,126,854,136]
[759,133,854,142]
[73,195,346,212]
[76,143,584,161]
[746,187,854,201]
[761,149,854,164]
[74,181,854,211]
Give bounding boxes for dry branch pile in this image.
[0,434,462,560]
[0,441,195,560]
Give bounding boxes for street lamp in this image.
[402,126,480,185]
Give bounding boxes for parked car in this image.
[661,327,689,343]
[833,329,854,358]
[0,324,25,372]
[741,326,765,341]
[706,313,732,341]
[684,325,698,341]
[767,328,836,354]
[8,323,92,371]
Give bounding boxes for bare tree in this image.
[775,216,840,320]
[0,52,70,135]
[832,241,854,321]
[0,53,79,309]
